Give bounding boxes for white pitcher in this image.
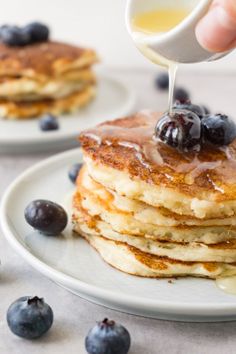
[126,0,231,63]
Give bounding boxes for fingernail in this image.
[196,6,236,52]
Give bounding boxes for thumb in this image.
[195,0,236,52]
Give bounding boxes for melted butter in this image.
[132,8,191,35]
[82,112,236,191]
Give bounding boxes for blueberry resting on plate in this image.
[1,25,31,46]
[68,163,83,184]
[39,114,59,131]
[174,87,190,103]
[202,113,236,146]
[155,108,201,152]
[155,72,169,90]
[24,199,68,236]
[24,22,49,43]
[85,318,131,354]
[7,296,53,339]
[173,100,205,119]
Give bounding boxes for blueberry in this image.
[24,199,68,236]
[39,114,59,131]
[85,318,131,354]
[155,108,201,152]
[155,72,169,90]
[24,22,49,43]
[173,100,205,119]
[1,26,31,46]
[7,296,53,339]
[0,25,10,37]
[202,113,236,147]
[68,163,82,184]
[174,87,190,103]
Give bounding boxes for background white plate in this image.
[2,148,236,322]
[0,74,135,154]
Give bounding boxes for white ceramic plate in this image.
[0,74,135,154]
[2,148,236,322]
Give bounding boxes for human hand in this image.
[196,0,236,52]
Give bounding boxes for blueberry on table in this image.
[173,100,205,119]
[39,114,59,131]
[24,22,49,42]
[24,199,68,236]
[1,26,31,46]
[155,72,169,90]
[202,113,236,147]
[85,318,131,354]
[174,87,190,103]
[68,163,82,184]
[155,108,201,152]
[7,296,53,339]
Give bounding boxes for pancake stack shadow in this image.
[73,111,236,279]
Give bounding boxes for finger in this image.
[195,0,236,52]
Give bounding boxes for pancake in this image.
[0,68,95,101]
[80,111,236,219]
[75,111,236,279]
[79,166,236,227]
[0,41,98,119]
[78,231,236,279]
[74,212,236,263]
[73,168,236,244]
[0,41,98,80]
[74,190,236,244]
[0,85,95,119]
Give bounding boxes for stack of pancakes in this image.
[73,111,236,279]
[0,41,98,119]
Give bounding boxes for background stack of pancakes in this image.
[0,41,98,119]
[73,111,236,279]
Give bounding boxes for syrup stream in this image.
[168,64,178,114]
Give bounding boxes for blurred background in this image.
[1,0,235,72]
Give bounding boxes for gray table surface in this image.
[1,68,236,354]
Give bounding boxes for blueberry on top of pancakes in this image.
[155,108,202,152]
[202,113,236,147]
[0,26,31,46]
[173,100,205,119]
[24,22,49,43]
[0,22,49,46]
[156,107,236,152]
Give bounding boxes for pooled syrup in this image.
[216,275,236,295]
